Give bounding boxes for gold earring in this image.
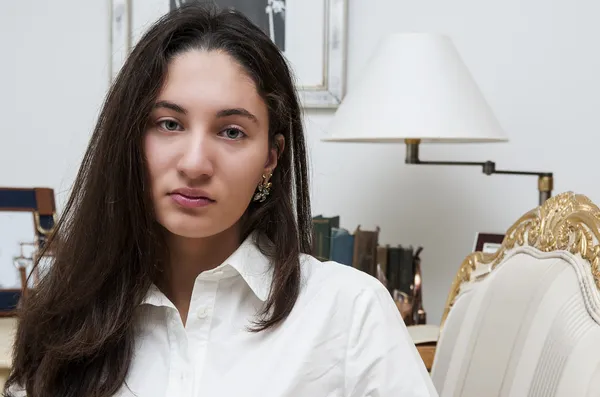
[253,173,273,202]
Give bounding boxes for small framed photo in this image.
[473,232,504,254]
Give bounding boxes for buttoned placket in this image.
[185,268,226,395]
[165,306,192,397]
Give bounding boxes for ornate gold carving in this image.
[441,191,600,327]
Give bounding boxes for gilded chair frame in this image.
[440,191,600,328]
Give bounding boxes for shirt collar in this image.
[142,232,274,307]
[224,232,274,301]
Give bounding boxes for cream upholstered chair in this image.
[430,191,600,397]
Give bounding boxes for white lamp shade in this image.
[322,33,508,143]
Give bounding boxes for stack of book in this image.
[312,214,426,325]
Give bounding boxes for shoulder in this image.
[296,255,437,396]
[297,253,395,313]
[299,253,388,292]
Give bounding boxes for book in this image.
[329,227,354,266]
[386,245,416,296]
[352,225,380,276]
[376,244,390,287]
[311,215,340,261]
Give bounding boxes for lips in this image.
[174,192,212,200]
[170,188,214,200]
[169,188,215,208]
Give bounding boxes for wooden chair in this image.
[0,187,56,315]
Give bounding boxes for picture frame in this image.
[109,0,348,109]
[0,188,57,316]
[473,232,505,254]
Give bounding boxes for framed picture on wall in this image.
[109,0,348,109]
[473,232,505,254]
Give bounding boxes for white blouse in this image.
[13,234,438,396]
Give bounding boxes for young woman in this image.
[5,4,437,397]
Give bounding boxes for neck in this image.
[159,223,242,325]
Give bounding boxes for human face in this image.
[144,50,280,239]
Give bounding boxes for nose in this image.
[176,132,214,180]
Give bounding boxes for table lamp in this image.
[322,33,553,205]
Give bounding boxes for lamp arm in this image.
[404,140,553,205]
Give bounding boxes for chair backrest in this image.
[431,191,600,397]
[0,187,56,312]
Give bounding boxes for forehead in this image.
[159,50,265,112]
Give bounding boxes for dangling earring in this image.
[253,173,273,202]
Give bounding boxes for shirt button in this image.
[197,306,209,319]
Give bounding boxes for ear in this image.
[264,134,284,173]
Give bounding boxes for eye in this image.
[219,127,246,140]
[158,119,183,132]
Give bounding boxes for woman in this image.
[5,4,437,397]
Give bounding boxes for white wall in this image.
[3,0,600,325]
[1,0,109,200]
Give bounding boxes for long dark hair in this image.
[5,4,311,396]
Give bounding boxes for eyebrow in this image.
[216,108,259,124]
[153,100,187,115]
[153,101,259,124]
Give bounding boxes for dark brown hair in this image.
[5,3,311,396]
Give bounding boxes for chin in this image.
[167,227,215,239]
[157,211,238,240]
[161,221,220,239]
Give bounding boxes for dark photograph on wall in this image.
[170,0,286,51]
